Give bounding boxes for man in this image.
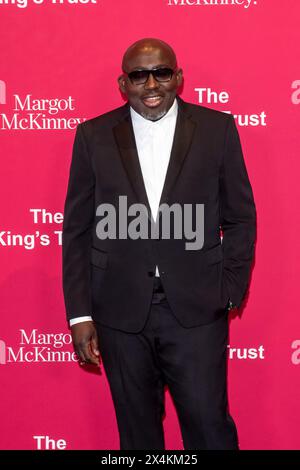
[62,38,256,450]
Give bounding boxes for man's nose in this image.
[144,72,159,89]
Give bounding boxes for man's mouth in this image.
[142,95,164,108]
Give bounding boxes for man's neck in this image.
[130,97,178,123]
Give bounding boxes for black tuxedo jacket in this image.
[62,95,256,332]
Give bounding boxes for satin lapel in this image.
[113,98,196,225]
[113,109,154,222]
[158,100,196,211]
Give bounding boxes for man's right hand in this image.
[71,321,101,366]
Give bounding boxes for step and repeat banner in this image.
[0,0,299,450]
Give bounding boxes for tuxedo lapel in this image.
[158,97,196,209]
[113,96,196,224]
[113,107,153,222]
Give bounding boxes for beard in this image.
[140,108,168,121]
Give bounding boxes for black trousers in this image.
[95,277,239,450]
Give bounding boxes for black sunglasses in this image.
[125,67,176,85]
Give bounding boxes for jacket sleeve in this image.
[62,123,95,321]
[220,115,257,308]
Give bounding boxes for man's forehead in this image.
[122,45,176,71]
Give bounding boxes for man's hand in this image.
[71,321,101,366]
[227,300,238,312]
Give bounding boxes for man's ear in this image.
[176,68,183,87]
[118,74,126,94]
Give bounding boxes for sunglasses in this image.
[125,67,176,85]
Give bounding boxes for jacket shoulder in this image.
[79,102,129,134]
[180,98,233,124]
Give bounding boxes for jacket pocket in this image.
[204,244,223,265]
[90,247,108,269]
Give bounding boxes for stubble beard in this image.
[140,108,168,121]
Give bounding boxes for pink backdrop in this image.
[1,0,299,450]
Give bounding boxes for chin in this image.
[140,108,168,121]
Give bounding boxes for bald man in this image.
[62,38,256,450]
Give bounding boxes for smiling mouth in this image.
[142,95,164,108]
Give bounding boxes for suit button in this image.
[148,271,155,277]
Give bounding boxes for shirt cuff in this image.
[69,316,93,326]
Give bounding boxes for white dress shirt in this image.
[69,97,178,326]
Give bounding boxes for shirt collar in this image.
[130,96,178,126]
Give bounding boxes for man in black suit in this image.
[62,38,256,450]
